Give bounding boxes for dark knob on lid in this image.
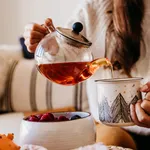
[72,22,83,34]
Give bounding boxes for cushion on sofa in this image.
[3,58,89,112]
[0,45,23,60]
[0,45,23,111]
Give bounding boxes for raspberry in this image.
[28,115,39,122]
[47,113,55,121]
[36,114,43,120]
[40,113,54,122]
[58,116,69,121]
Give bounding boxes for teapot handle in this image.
[44,18,56,33]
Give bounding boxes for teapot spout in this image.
[91,58,112,67]
[89,58,112,74]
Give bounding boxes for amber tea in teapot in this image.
[38,58,112,85]
[35,21,112,85]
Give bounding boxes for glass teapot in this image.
[35,21,112,85]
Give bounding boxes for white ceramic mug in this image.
[95,77,143,126]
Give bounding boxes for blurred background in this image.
[0,0,80,44]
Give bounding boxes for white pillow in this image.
[0,45,23,99]
[0,45,23,60]
[6,59,89,112]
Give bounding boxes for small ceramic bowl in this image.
[19,112,96,150]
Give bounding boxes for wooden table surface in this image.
[96,123,136,150]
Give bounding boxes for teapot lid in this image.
[56,22,92,48]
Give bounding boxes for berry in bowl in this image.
[25,112,82,122]
[19,112,96,150]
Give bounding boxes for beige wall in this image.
[0,0,80,44]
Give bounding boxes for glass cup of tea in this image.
[95,77,143,126]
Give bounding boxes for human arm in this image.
[23,0,95,53]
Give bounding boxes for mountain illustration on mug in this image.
[98,93,139,123]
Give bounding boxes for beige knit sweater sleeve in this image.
[65,0,113,59]
[63,0,150,136]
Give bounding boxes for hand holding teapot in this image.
[24,18,112,86]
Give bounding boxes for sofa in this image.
[0,43,90,144]
[0,44,24,144]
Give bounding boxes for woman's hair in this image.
[106,0,145,76]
